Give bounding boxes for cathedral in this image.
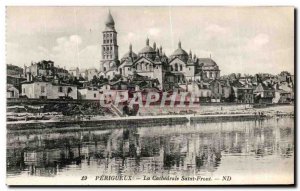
[99,11,221,90]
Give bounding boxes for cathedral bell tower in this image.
[100,10,119,72]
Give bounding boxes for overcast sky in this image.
[6,6,294,75]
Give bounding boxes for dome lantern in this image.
[178,41,181,49]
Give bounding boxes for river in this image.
[6,117,294,185]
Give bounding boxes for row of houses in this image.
[7,74,294,105]
[7,62,294,105]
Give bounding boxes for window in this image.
[180,65,183,71]
[94,93,96,98]
[175,64,178,71]
[59,86,63,93]
[41,86,45,93]
[104,67,106,72]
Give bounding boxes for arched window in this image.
[104,67,106,72]
[175,63,178,71]
[180,65,183,71]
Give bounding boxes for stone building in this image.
[7,84,19,98]
[24,60,69,79]
[99,11,119,74]
[98,11,221,93]
[21,79,77,99]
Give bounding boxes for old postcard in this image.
[6,6,294,186]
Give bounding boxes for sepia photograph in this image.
[5,6,295,186]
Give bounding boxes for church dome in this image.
[138,38,156,60]
[198,58,217,67]
[121,44,138,61]
[122,52,138,59]
[171,41,188,57]
[139,38,156,54]
[170,41,189,62]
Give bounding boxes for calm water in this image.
[7,118,294,184]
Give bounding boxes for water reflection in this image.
[7,118,294,179]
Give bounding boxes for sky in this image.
[6,6,294,75]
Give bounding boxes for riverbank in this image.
[7,112,294,132]
[6,105,294,131]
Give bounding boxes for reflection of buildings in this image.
[7,119,294,177]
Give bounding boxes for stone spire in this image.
[159,46,163,56]
[178,41,181,49]
[155,48,160,62]
[129,43,132,57]
[193,54,197,60]
[105,10,115,31]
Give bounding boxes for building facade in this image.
[98,11,221,94]
[100,11,119,74]
[22,80,77,99]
